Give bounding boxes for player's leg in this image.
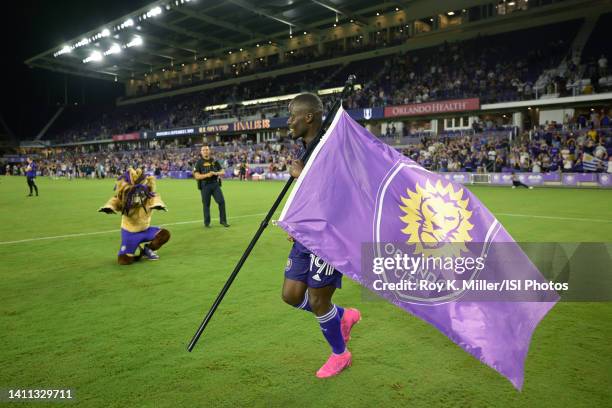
[201,185,212,226]
[308,284,352,378]
[282,246,311,311]
[211,184,228,226]
[309,281,360,343]
[306,255,361,378]
[308,285,345,351]
[281,277,309,311]
[32,179,39,196]
[27,178,33,196]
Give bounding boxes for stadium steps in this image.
[35,106,65,140]
[570,13,599,61]
[535,16,597,98]
[318,62,351,89]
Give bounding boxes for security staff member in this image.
[194,146,229,228]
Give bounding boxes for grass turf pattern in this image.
[1,176,611,407]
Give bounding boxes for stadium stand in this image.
[46,20,586,144]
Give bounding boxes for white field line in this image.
[0,212,268,245]
[1,211,610,246]
[496,213,612,224]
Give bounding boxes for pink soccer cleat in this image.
[316,351,352,378]
[341,308,361,343]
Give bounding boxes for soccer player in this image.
[25,157,39,196]
[282,93,361,378]
[511,172,533,189]
[193,146,229,228]
[98,168,170,265]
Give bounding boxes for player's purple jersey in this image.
[26,162,37,178]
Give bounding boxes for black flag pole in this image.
[187,75,357,352]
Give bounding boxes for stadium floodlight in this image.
[146,6,162,17]
[242,92,300,106]
[83,51,103,63]
[447,11,455,16]
[126,36,143,47]
[204,104,228,111]
[101,28,110,37]
[104,44,122,56]
[54,45,73,57]
[75,38,90,48]
[123,18,134,27]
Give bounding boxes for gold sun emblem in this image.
[399,180,474,257]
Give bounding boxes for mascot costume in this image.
[99,168,170,265]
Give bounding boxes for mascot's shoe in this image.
[341,308,362,344]
[142,245,160,260]
[316,350,352,378]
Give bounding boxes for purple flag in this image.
[277,108,558,389]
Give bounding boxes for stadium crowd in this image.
[5,125,612,177]
[3,141,302,178]
[404,126,612,173]
[48,19,612,145]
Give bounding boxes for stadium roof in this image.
[25,0,492,83]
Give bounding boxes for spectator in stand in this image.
[598,54,608,77]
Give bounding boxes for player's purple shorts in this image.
[118,227,160,256]
[284,241,342,288]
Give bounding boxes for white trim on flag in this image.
[279,106,345,221]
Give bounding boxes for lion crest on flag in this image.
[399,179,474,257]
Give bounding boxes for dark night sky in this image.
[2,0,152,139]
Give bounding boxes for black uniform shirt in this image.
[194,157,222,188]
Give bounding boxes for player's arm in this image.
[290,159,304,178]
[98,196,121,214]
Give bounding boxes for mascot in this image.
[99,168,170,265]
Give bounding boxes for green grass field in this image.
[1,176,611,407]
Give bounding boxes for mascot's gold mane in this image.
[114,168,157,214]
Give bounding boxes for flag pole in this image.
[187,75,357,352]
